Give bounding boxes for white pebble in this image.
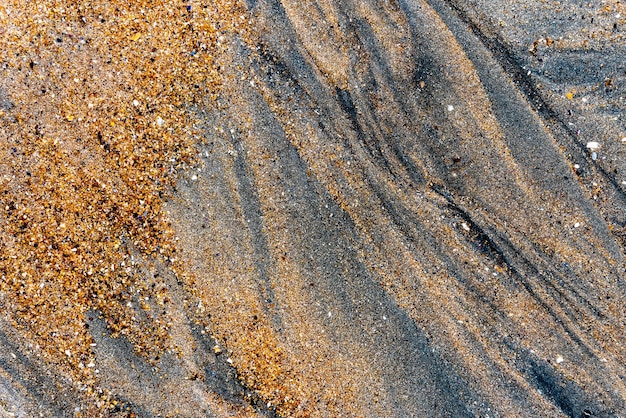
[133,99,140,107]
[157,116,164,127]
[191,174,198,181]
[574,222,580,228]
[586,141,600,150]
[556,355,564,364]
[447,105,454,112]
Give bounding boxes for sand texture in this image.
[1,0,626,416]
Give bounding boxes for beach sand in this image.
[1,0,625,416]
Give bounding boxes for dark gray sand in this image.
[1,0,626,416]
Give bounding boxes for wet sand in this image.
[1,0,626,416]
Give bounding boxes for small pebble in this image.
[586,142,600,150]
[556,355,564,364]
[447,105,454,112]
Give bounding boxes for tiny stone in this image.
[157,116,164,126]
[447,105,454,112]
[556,355,564,364]
[133,99,140,107]
[586,142,600,150]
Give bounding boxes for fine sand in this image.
[1,0,625,416]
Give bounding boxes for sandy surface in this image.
[1,0,626,416]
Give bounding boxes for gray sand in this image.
[1,0,625,416]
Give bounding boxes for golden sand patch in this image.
[0,0,248,411]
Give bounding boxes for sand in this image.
[1,0,625,416]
